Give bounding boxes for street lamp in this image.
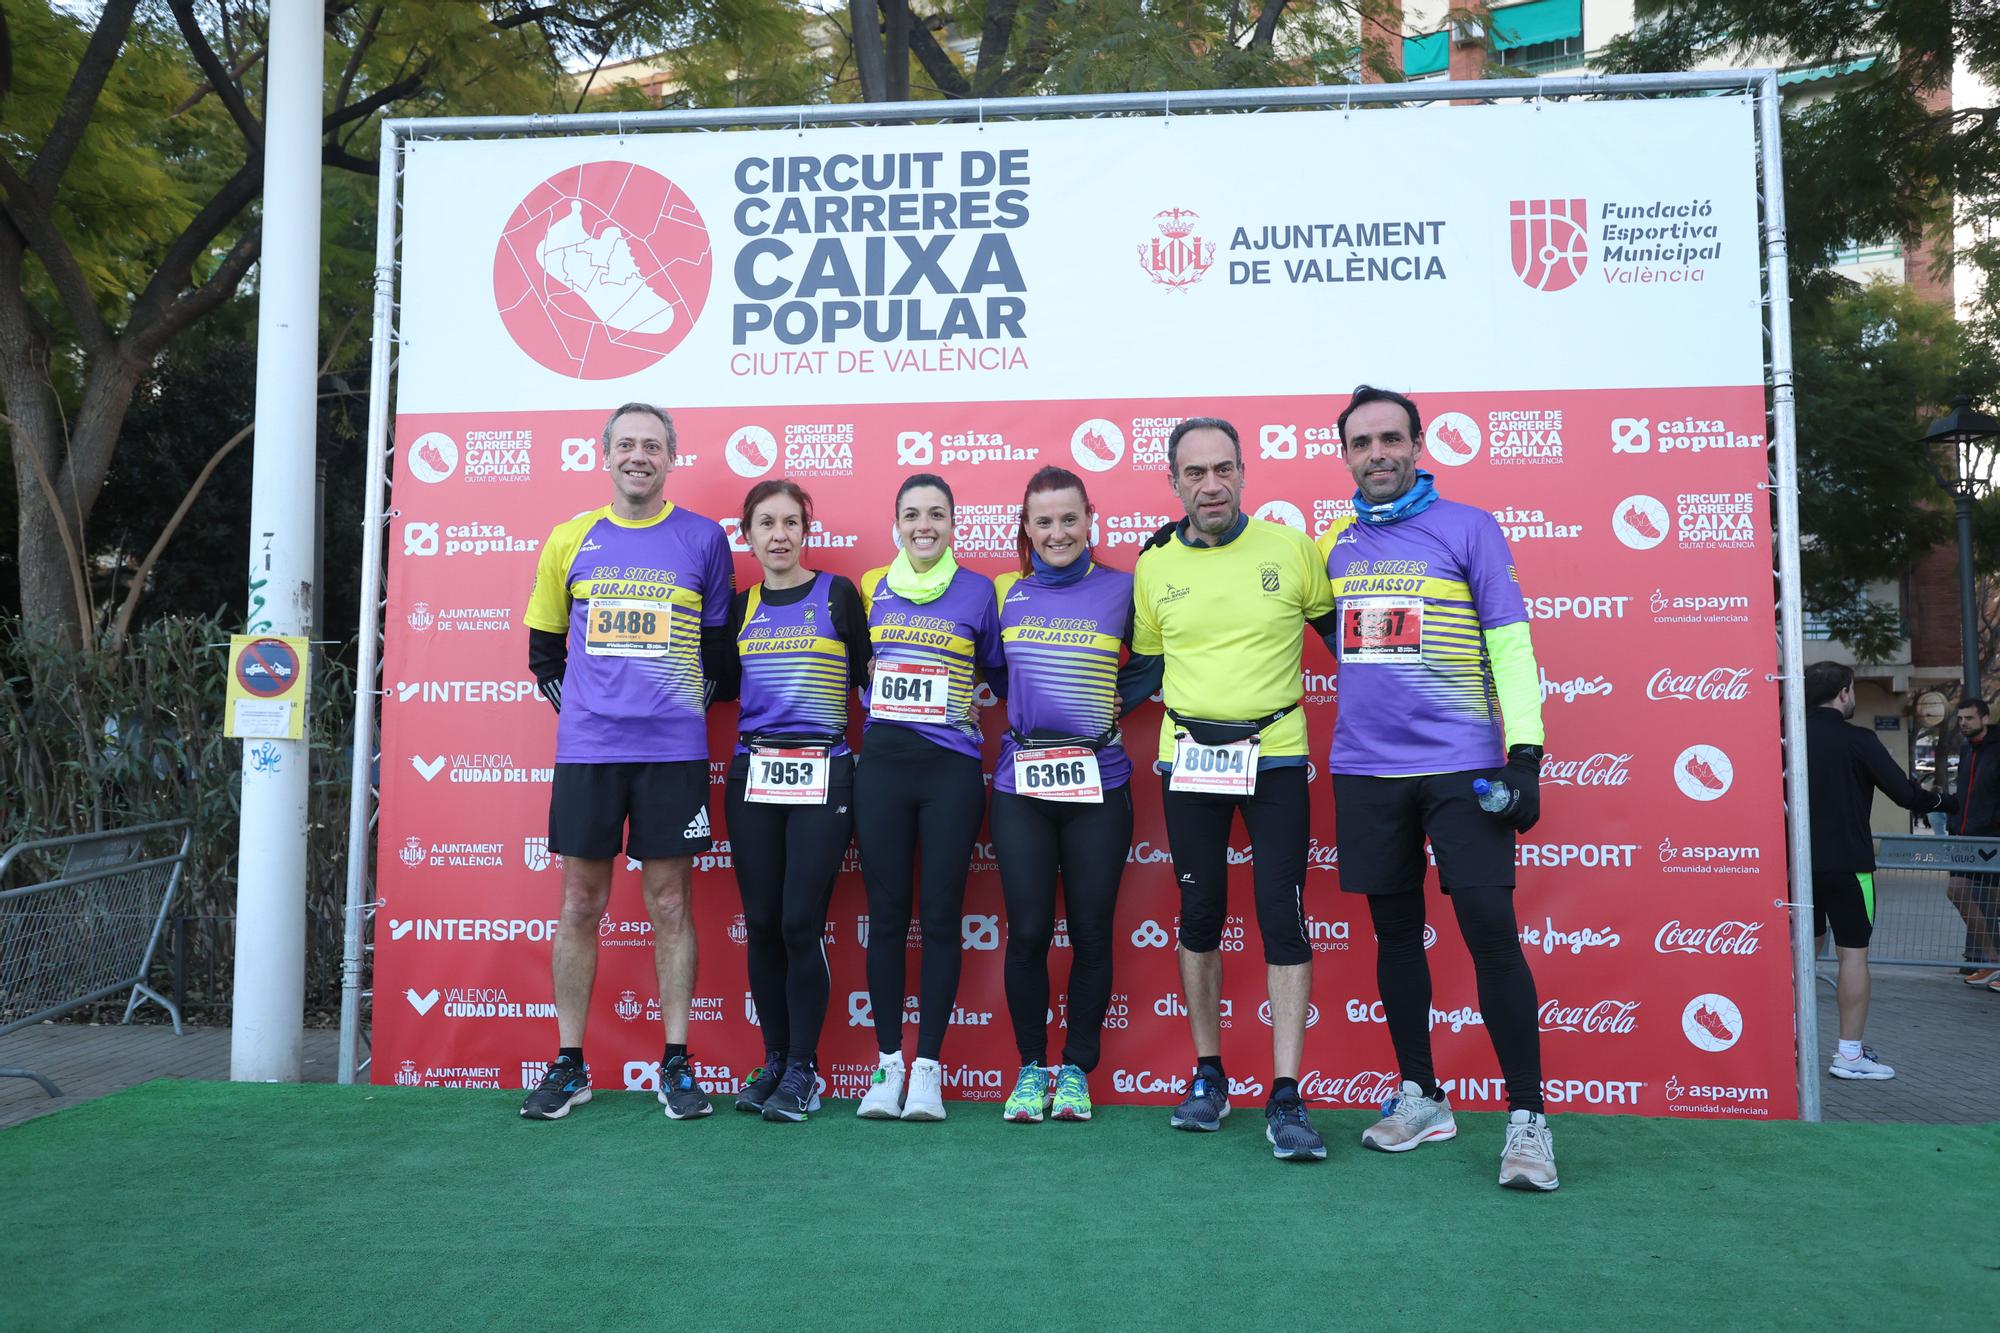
[1921,394,2000,700]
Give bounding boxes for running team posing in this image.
[516,386,1559,1192]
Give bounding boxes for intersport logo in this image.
[1647,667,1752,702]
[1654,919,1763,956]
[1539,752,1631,788]
[1536,998,1640,1035]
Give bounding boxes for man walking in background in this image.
[1804,662,1954,1080]
[1948,698,2000,986]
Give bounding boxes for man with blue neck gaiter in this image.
[1315,385,1558,1192]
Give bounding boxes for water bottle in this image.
[1473,777,1519,818]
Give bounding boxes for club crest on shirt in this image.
[1259,562,1281,594]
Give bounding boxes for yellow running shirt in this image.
[1131,515,1334,766]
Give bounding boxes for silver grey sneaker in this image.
[1498,1109,1559,1191]
[1361,1080,1458,1153]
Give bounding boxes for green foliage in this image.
[0,612,356,1019]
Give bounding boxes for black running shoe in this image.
[520,1056,591,1120]
[735,1053,786,1113]
[657,1054,714,1119]
[1168,1064,1230,1132]
[1265,1089,1327,1162]
[762,1060,822,1123]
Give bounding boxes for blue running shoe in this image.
[657,1054,714,1119]
[761,1059,822,1123]
[1168,1065,1230,1132]
[520,1056,591,1120]
[1265,1088,1327,1162]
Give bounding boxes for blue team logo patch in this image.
[1259,563,1280,594]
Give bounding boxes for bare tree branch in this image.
[168,0,264,153]
[7,408,95,647]
[972,0,1022,95]
[333,6,382,114]
[171,42,267,118]
[0,4,14,109]
[324,144,380,175]
[1249,0,1290,49]
[126,161,263,342]
[325,70,427,132]
[156,223,263,346]
[28,0,140,199]
[909,14,971,98]
[996,0,1061,95]
[0,158,110,354]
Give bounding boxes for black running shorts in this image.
[1812,870,1875,949]
[1332,771,1515,894]
[1158,764,1311,965]
[549,760,712,860]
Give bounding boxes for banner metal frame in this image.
[339,71,1817,1120]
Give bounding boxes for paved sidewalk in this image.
[1815,961,2000,1123]
[0,1025,341,1130]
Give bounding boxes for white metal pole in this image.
[1758,71,1820,1122]
[338,121,401,1084]
[231,0,323,1083]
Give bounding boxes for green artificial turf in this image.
[2,1081,1993,1329]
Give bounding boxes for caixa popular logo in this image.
[492,161,713,379]
[1536,998,1640,1035]
[1510,198,1589,291]
[1138,208,1216,290]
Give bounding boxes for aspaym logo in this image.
[1424,412,1481,467]
[407,432,458,483]
[492,161,713,379]
[1681,993,1742,1052]
[724,426,778,478]
[1071,419,1126,473]
[1510,198,1589,291]
[1673,744,1734,801]
[1611,494,1670,550]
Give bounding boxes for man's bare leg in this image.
[1266,961,1312,1081]
[1834,943,1871,1042]
[643,856,697,1045]
[1177,945,1222,1061]
[552,857,614,1048]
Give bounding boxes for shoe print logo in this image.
[1130,919,1172,948]
[410,754,446,781]
[1611,495,1669,550]
[1424,412,1481,467]
[1672,744,1734,801]
[405,988,440,1015]
[1680,993,1742,1051]
[684,808,711,840]
[407,432,458,483]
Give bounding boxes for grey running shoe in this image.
[519,1056,591,1120]
[657,1055,714,1119]
[1361,1080,1458,1153]
[735,1054,785,1112]
[1498,1109,1559,1192]
[1828,1046,1895,1080]
[1264,1089,1327,1162]
[761,1060,822,1122]
[1168,1065,1230,1132]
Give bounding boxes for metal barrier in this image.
[1862,835,2000,968]
[0,820,191,1097]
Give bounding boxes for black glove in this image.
[1141,521,1179,552]
[1935,789,1960,818]
[536,676,562,714]
[1488,744,1541,834]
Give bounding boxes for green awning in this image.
[1488,0,1582,52]
[1403,30,1448,76]
[1778,55,1878,86]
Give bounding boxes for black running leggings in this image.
[1367,886,1544,1113]
[990,785,1134,1072]
[724,756,853,1064]
[853,728,987,1061]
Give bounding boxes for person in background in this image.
[1948,697,2000,987]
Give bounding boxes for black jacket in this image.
[1806,707,1949,874]
[1954,728,2000,836]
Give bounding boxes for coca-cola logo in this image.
[1298,1069,1402,1106]
[1541,752,1632,787]
[1308,839,1339,870]
[1653,919,1762,955]
[1647,666,1752,702]
[1537,998,1641,1034]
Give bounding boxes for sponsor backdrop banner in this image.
[375,97,1792,1120]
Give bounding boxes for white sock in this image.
[1838,1039,1862,1060]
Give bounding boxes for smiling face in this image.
[896,484,954,568]
[1171,427,1243,541]
[1341,399,1421,505]
[606,410,672,509]
[747,492,807,580]
[1024,486,1091,569]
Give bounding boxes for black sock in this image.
[1197,1055,1225,1081]
[662,1042,687,1069]
[1422,1080,1444,1101]
[1272,1076,1299,1101]
[559,1046,583,1068]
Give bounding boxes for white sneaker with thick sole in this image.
[857,1054,907,1118]
[900,1057,947,1121]
[1829,1047,1896,1080]
[1361,1080,1458,1153]
[1498,1110,1559,1192]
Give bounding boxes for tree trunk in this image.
[850,0,889,102]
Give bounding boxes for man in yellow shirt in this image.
[1132,417,1334,1162]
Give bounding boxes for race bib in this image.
[585,598,673,658]
[1340,598,1423,664]
[745,747,830,805]
[1170,734,1260,796]
[871,661,951,725]
[1011,746,1103,803]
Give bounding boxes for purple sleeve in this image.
[700,522,735,627]
[975,580,1005,668]
[1466,512,1528,630]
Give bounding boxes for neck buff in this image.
[1029,548,1093,587]
[886,546,959,603]
[1354,469,1439,525]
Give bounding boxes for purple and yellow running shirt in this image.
[1316,496,1538,777]
[859,563,1003,760]
[524,503,733,764]
[992,563,1135,794]
[733,572,869,756]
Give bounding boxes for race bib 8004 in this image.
[1169,734,1259,796]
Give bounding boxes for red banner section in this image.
[373,386,1793,1120]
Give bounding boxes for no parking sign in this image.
[226,635,309,739]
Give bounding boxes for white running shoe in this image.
[1361,1080,1458,1153]
[900,1057,947,1121]
[1498,1109,1559,1192]
[857,1053,906,1118]
[1829,1047,1896,1080]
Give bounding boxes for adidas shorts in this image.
[549,761,712,860]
